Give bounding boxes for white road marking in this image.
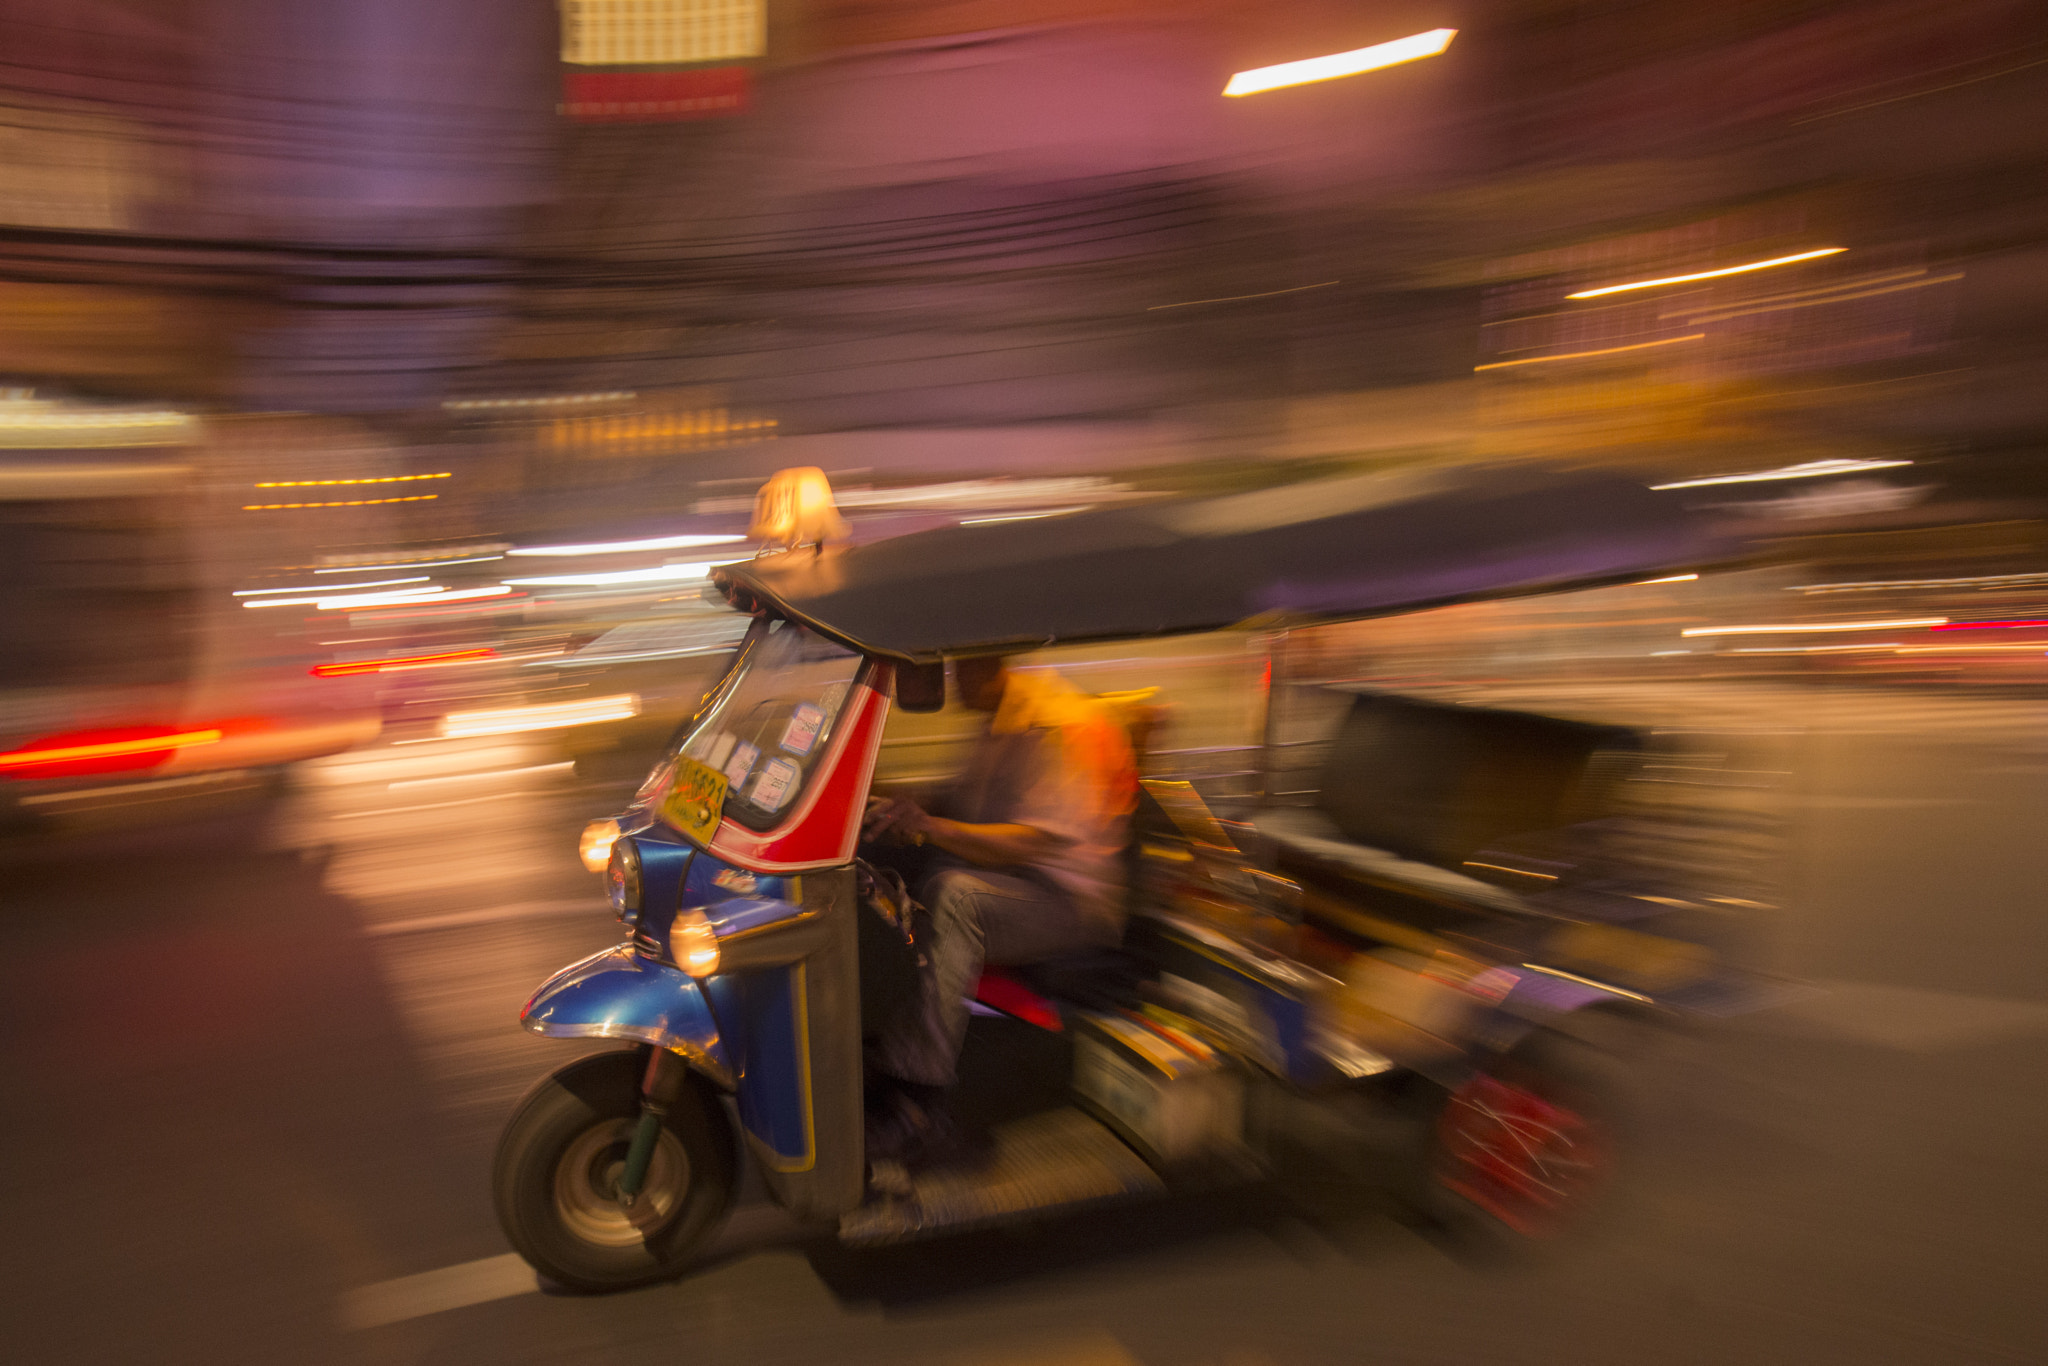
[339,1252,537,1330]
[342,1206,811,1328]
[362,898,601,937]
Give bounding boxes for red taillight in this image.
[0,726,224,780]
[312,647,497,677]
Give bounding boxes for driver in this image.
[861,654,1137,1167]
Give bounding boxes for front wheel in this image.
[493,1048,737,1292]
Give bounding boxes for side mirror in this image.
[892,660,946,713]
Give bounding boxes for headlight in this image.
[579,818,621,873]
[606,839,643,925]
[671,907,721,977]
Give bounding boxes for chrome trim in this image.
[523,1019,736,1091]
[1150,911,1340,994]
[1515,962,1653,1005]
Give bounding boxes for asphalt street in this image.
[2,682,2043,1366]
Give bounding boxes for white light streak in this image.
[313,555,504,574]
[1223,28,1456,97]
[1635,573,1699,585]
[1791,570,2048,594]
[502,561,737,587]
[960,507,1088,526]
[1651,458,1913,490]
[1566,248,1846,299]
[1682,617,1946,638]
[439,695,639,739]
[443,392,633,409]
[506,534,745,557]
[234,577,428,597]
[239,585,515,611]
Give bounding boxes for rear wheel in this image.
[1414,1030,1632,1257]
[492,1048,736,1292]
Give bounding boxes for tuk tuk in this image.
[492,464,1753,1291]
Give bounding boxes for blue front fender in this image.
[520,944,735,1090]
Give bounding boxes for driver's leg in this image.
[867,867,1094,1163]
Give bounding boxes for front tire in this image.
[493,1048,737,1292]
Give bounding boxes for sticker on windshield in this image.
[722,740,759,789]
[780,703,825,757]
[748,756,800,813]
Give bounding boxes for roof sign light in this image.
[1223,28,1456,97]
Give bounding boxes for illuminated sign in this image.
[560,0,764,66]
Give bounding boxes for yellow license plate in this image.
[659,758,728,844]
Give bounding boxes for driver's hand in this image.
[862,795,930,845]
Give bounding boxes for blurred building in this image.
[2,0,2046,503]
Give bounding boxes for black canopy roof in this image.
[714,466,1737,663]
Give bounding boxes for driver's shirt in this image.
[945,668,1137,935]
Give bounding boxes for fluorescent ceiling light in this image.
[506,533,745,557]
[1223,28,1456,97]
[1567,248,1846,300]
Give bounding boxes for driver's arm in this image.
[917,815,1058,870]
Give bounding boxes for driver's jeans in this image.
[870,866,1115,1088]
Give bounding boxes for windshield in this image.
[664,618,863,833]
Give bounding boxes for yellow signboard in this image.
[660,758,728,844]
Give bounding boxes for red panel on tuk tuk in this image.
[707,681,888,874]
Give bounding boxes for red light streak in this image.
[1928,621,2048,631]
[312,647,498,677]
[0,726,223,779]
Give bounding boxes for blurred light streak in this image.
[506,534,744,557]
[314,555,505,573]
[1652,458,1913,490]
[1222,28,1456,97]
[1893,644,2048,654]
[960,507,1087,526]
[346,596,529,623]
[1683,272,1963,324]
[318,586,511,610]
[18,771,254,805]
[1727,643,1904,654]
[1928,620,2048,631]
[0,727,221,773]
[1636,573,1699,584]
[243,495,439,510]
[1474,334,1703,370]
[1147,281,1339,310]
[254,474,451,488]
[388,761,577,789]
[444,393,632,409]
[1683,618,1946,637]
[312,648,499,677]
[235,577,428,596]
[502,562,734,586]
[1566,248,1846,299]
[439,696,639,739]
[1793,570,2048,593]
[243,585,513,610]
